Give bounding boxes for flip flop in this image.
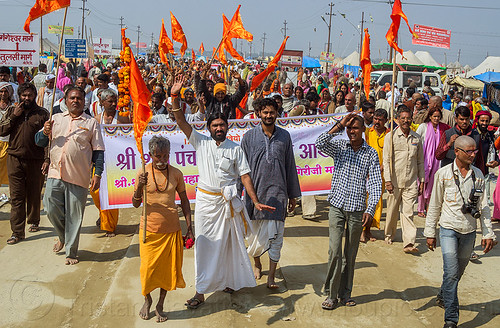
[7,236,23,245]
[186,297,204,309]
[341,298,357,307]
[223,287,234,294]
[321,298,338,310]
[28,224,40,232]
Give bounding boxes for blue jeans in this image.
[438,227,475,325]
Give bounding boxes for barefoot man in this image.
[35,86,105,265]
[133,136,193,322]
[170,75,275,309]
[241,98,301,288]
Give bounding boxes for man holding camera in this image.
[424,135,496,328]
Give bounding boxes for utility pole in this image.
[359,12,365,61]
[119,17,125,49]
[261,32,267,59]
[150,33,154,54]
[308,41,312,56]
[137,25,141,53]
[322,2,335,73]
[40,17,43,55]
[80,0,88,40]
[281,20,288,38]
[249,41,252,59]
[457,48,461,62]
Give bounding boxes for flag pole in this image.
[142,151,148,244]
[48,6,68,119]
[389,50,397,178]
[209,36,226,66]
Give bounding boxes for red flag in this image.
[24,0,71,34]
[127,36,152,159]
[170,12,188,56]
[250,36,288,92]
[199,42,204,55]
[385,0,418,56]
[360,28,372,98]
[191,49,196,62]
[159,19,174,68]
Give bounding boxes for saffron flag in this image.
[360,28,372,98]
[385,0,418,56]
[213,47,219,61]
[199,42,204,55]
[24,0,71,34]
[222,14,246,62]
[250,36,288,92]
[191,49,196,62]
[237,93,249,119]
[159,19,174,67]
[125,29,152,159]
[170,12,188,57]
[225,5,253,42]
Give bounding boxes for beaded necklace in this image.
[151,164,169,192]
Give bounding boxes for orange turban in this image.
[213,83,227,96]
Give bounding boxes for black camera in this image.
[461,188,483,219]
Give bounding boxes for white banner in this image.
[92,38,112,56]
[99,115,344,210]
[0,32,39,67]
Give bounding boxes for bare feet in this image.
[53,240,64,253]
[360,231,368,243]
[253,261,262,280]
[105,231,116,237]
[65,257,79,265]
[417,212,426,218]
[155,304,168,323]
[139,294,152,320]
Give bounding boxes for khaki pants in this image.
[384,180,418,247]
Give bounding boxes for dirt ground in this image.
[0,188,499,328]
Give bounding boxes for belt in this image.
[198,187,235,218]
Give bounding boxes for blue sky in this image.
[1,0,498,66]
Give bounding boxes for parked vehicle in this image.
[371,70,443,97]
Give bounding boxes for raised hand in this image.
[171,74,185,95]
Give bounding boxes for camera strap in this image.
[451,162,476,204]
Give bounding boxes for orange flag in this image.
[221,14,246,62]
[191,49,196,62]
[199,42,204,55]
[236,93,249,119]
[213,47,219,61]
[385,0,418,56]
[225,5,253,42]
[170,12,188,57]
[24,0,71,34]
[159,19,174,67]
[127,34,152,159]
[360,28,372,98]
[250,36,288,92]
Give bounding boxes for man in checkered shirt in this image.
[315,111,382,310]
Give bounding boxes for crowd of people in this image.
[0,55,497,327]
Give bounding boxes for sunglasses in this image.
[456,147,478,155]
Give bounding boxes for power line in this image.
[281,20,288,38]
[350,0,500,10]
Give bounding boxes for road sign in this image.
[65,39,87,58]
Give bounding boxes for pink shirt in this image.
[48,111,105,188]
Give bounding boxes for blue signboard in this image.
[65,39,87,58]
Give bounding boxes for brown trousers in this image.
[7,155,45,238]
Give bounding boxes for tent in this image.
[338,51,359,66]
[415,51,443,67]
[302,56,321,68]
[395,50,424,66]
[448,75,484,91]
[372,50,442,71]
[473,71,500,85]
[466,56,500,77]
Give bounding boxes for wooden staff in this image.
[142,149,148,244]
[48,7,68,119]
[389,50,397,178]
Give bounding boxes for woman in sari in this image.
[415,107,450,217]
[133,136,194,322]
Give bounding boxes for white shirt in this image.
[334,104,358,114]
[42,88,63,110]
[188,130,251,189]
[150,111,204,124]
[376,98,391,111]
[424,161,495,239]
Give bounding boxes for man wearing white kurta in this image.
[170,75,275,309]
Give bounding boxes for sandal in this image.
[341,298,357,307]
[7,236,23,245]
[185,297,204,309]
[470,252,479,261]
[223,287,234,294]
[321,297,338,310]
[28,224,40,232]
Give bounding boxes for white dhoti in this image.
[247,220,285,262]
[194,184,256,294]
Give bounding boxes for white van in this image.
[371,70,443,97]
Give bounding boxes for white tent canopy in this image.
[415,51,442,67]
[395,50,424,66]
[466,56,500,77]
[339,51,359,66]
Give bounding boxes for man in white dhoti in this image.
[170,75,275,309]
[241,98,301,289]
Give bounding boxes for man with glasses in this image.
[425,135,495,328]
[383,105,425,252]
